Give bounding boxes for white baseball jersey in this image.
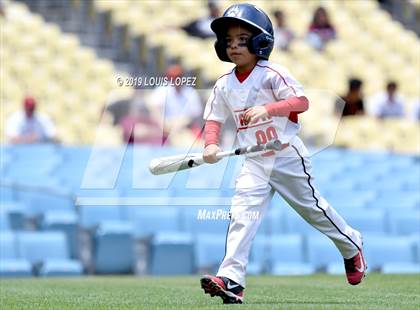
[203,60,305,147]
[204,61,363,288]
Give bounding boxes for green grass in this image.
[1,274,419,309]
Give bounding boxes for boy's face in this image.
[225,24,257,67]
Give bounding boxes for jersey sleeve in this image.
[203,82,230,124]
[271,66,305,100]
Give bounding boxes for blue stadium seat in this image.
[259,206,285,235]
[17,231,82,276]
[0,210,11,231]
[125,206,181,238]
[372,190,420,209]
[39,260,83,277]
[307,236,343,270]
[180,204,230,234]
[251,235,313,274]
[355,178,407,191]
[389,209,420,235]
[325,262,346,275]
[195,234,226,273]
[0,184,16,202]
[272,263,316,275]
[413,235,420,263]
[93,221,135,274]
[324,191,376,209]
[18,188,74,216]
[316,178,356,193]
[149,232,194,275]
[381,263,420,274]
[0,231,32,277]
[79,204,124,228]
[336,209,387,234]
[0,202,26,230]
[283,208,324,235]
[363,235,415,270]
[42,210,79,258]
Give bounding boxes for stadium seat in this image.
[324,190,376,210]
[250,234,311,275]
[149,232,194,275]
[283,208,324,236]
[371,192,420,209]
[0,231,32,277]
[388,209,420,235]
[259,206,285,235]
[180,204,230,235]
[42,210,79,259]
[0,202,26,230]
[18,189,75,217]
[17,231,82,276]
[381,263,420,274]
[79,204,124,228]
[93,221,135,274]
[125,206,181,238]
[0,210,11,231]
[363,235,416,270]
[335,208,387,234]
[195,234,226,273]
[307,236,343,270]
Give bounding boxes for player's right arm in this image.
[203,120,222,163]
[202,82,229,163]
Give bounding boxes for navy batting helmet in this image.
[211,3,274,62]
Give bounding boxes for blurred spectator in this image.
[371,81,405,119]
[336,78,365,117]
[272,10,294,51]
[306,6,336,50]
[411,99,420,121]
[120,91,163,145]
[182,0,220,38]
[6,96,57,144]
[0,0,5,17]
[148,64,203,145]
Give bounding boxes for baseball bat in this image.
[149,140,284,175]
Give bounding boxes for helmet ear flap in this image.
[250,33,274,60]
[214,38,232,62]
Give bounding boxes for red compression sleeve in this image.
[204,120,222,147]
[264,96,309,117]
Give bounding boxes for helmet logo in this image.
[226,6,240,17]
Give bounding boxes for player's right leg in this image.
[200,157,273,303]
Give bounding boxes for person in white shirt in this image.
[6,96,56,144]
[149,64,203,144]
[272,10,294,51]
[372,81,405,119]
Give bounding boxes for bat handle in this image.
[234,139,283,155]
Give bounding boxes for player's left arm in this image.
[244,96,309,125]
[244,66,308,124]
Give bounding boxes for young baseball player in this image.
[200,4,366,304]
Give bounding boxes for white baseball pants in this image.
[216,137,362,287]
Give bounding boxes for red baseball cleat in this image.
[344,250,367,285]
[200,275,244,304]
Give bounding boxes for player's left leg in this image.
[268,137,366,285]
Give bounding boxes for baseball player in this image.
[200,4,366,304]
